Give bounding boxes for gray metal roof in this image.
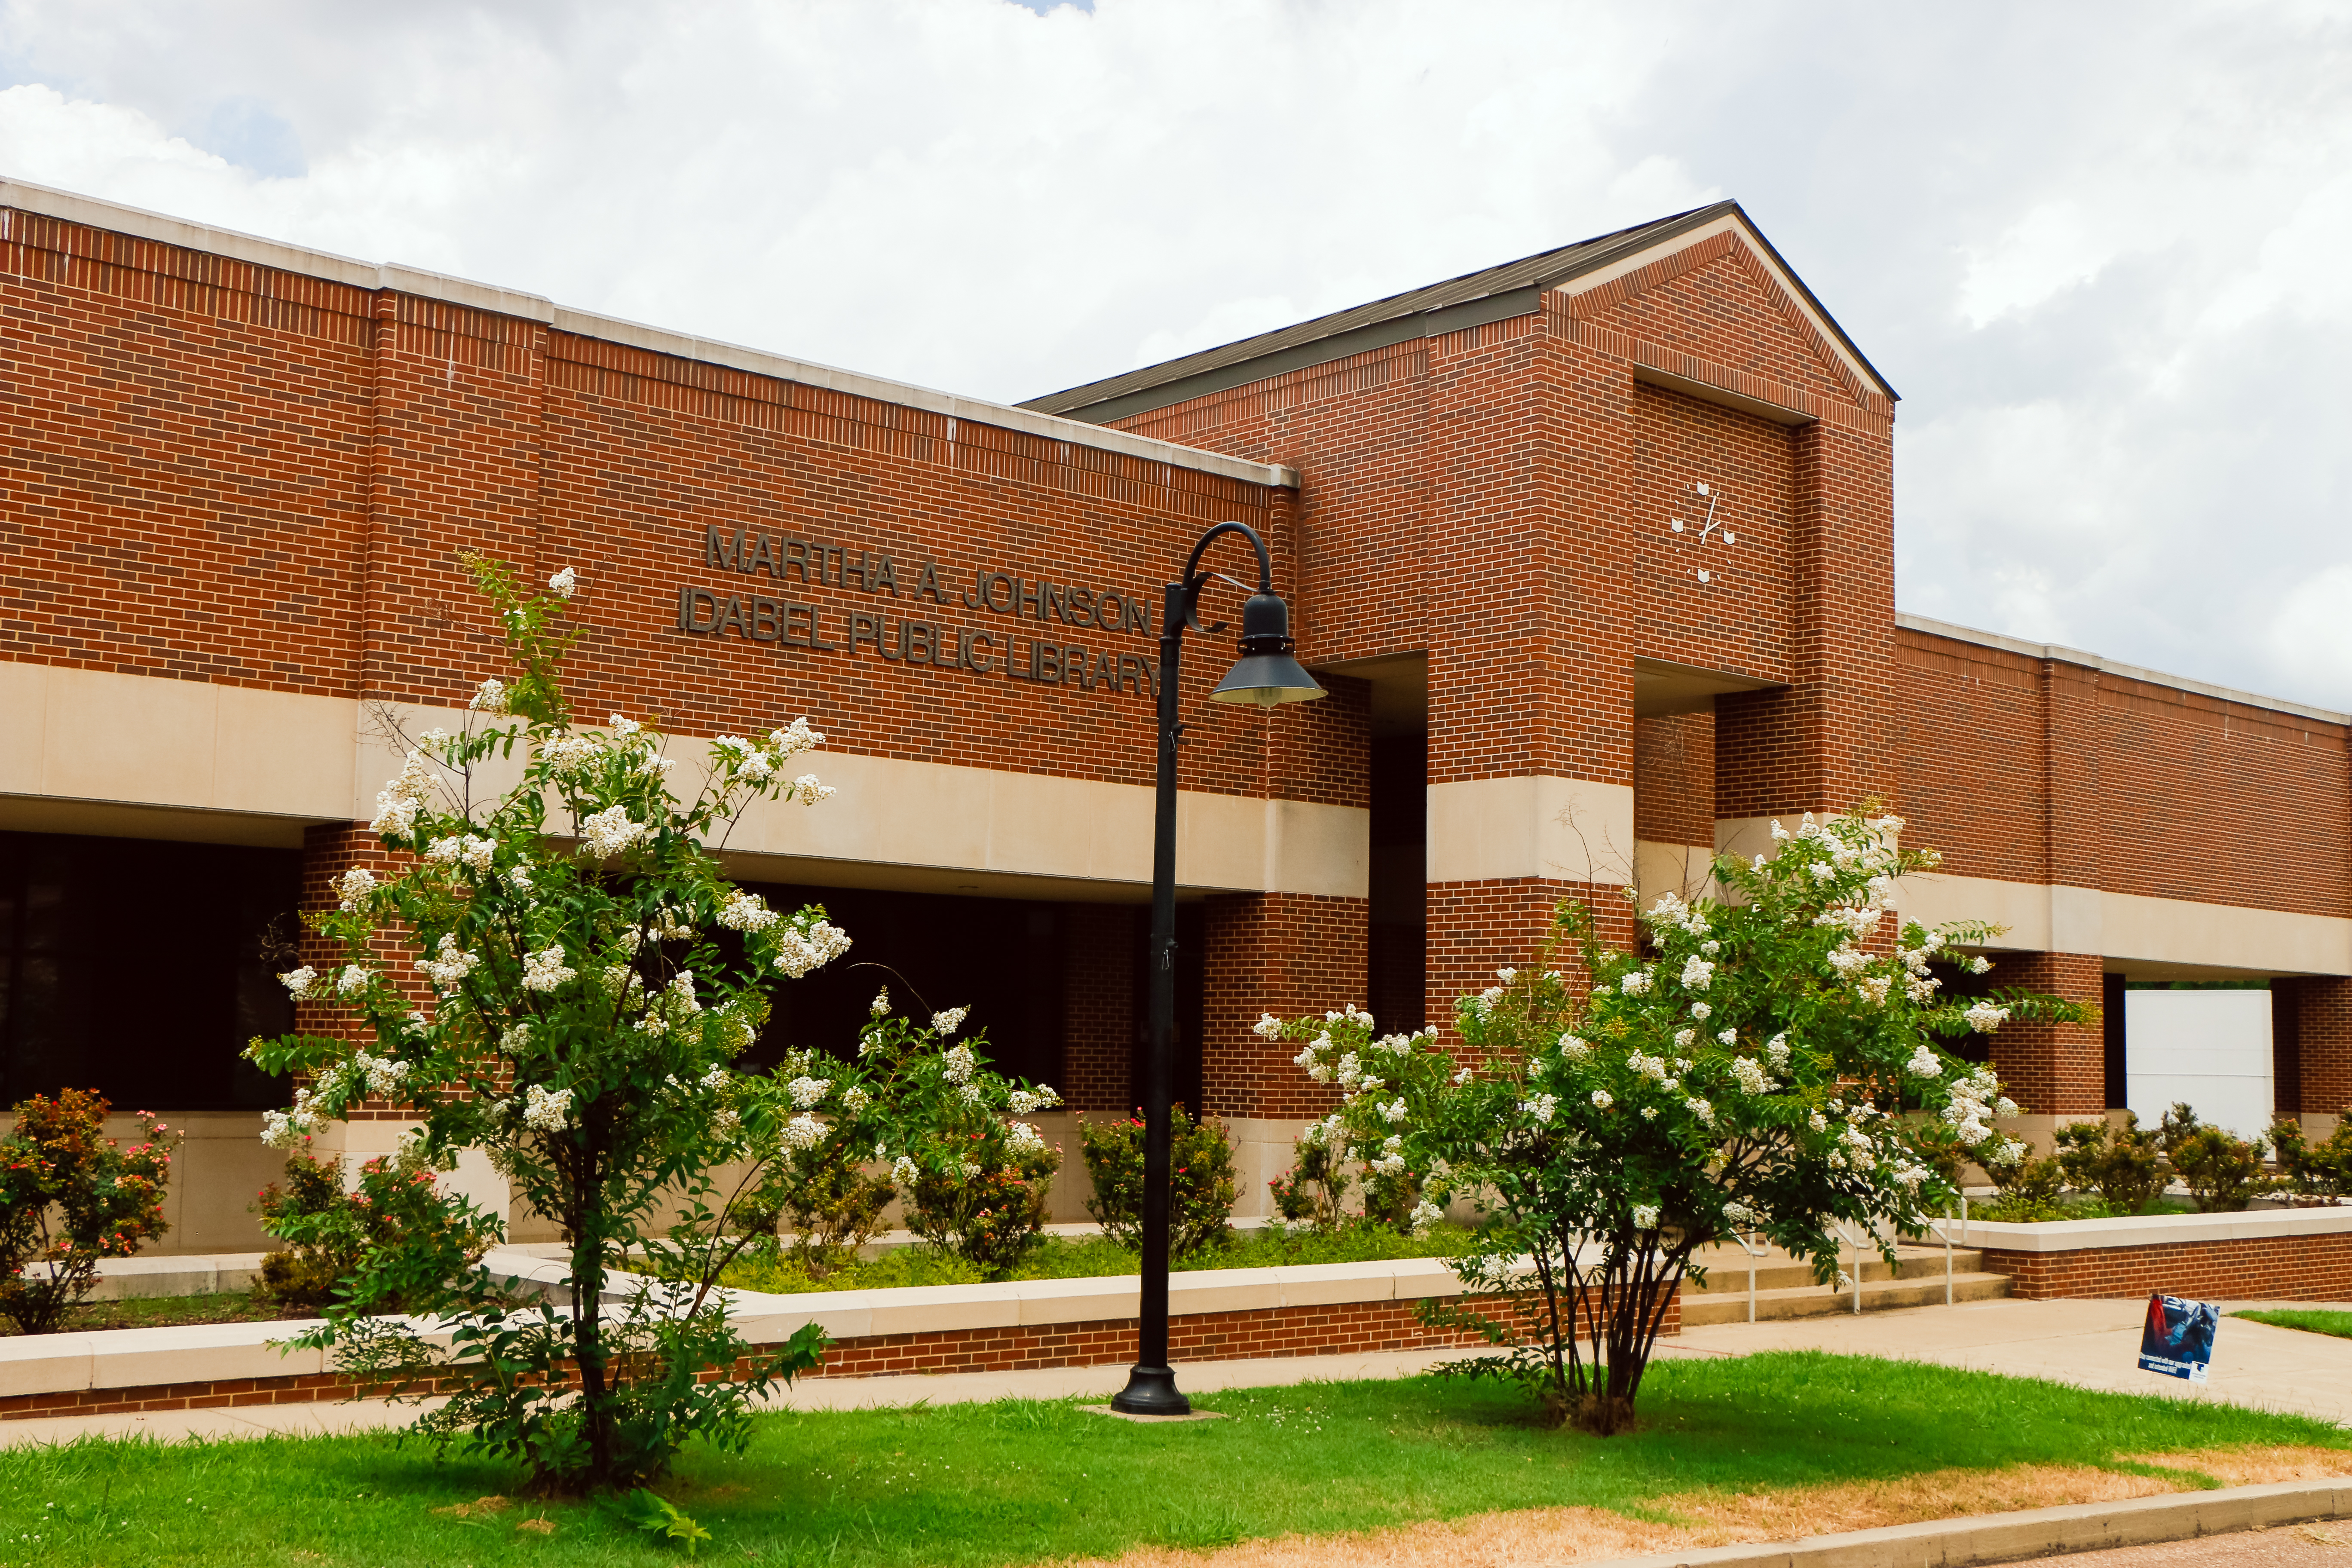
[1019,200,1896,424]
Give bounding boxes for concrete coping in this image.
[1590,1476,2352,1568]
[0,177,1299,493]
[1960,1202,2352,1254]
[0,1252,1469,1402]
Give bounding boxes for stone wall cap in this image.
[1967,1203,2352,1253]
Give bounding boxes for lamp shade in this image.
[1208,591,1326,707]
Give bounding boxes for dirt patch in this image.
[1060,1447,2352,1568]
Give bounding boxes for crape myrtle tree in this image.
[1270,809,2095,1434]
[248,556,855,1493]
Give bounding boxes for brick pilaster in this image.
[1199,892,1367,1120]
[1986,951,2106,1117]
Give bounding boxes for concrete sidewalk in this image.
[1660,1297,2352,1427]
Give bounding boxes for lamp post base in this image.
[1108,1363,1191,1417]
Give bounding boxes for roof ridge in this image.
[1019,200,1895,424]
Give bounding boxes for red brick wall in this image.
[1982,1231,2352,1301]
[1061,904,1138,1114]
[1201,892,1367,1120]
[1986,952,2107,1118]
[1895,628,2352,920]
[1635,712,1716,847]
[0,210,372,696]
[2280,977,2352,1118]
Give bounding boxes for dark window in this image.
[0,831,299,1111]
[2104,973,2129,1109]
[738,883,1075,1089]
[1366,734,1426,1035]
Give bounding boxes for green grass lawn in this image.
[4,1352,2342,1567]
[714,1222,1477,1295]
[2233,1307,2352,1340]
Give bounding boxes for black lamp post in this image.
[1110,521,1325,1418]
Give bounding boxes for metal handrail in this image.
[1726,1227,1770,1322]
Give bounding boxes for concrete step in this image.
[1680,1268,2012,1326]
[1686,1248,1987,1295]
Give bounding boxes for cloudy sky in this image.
[3,1,2348,707]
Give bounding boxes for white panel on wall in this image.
[2124,989,2275,1141]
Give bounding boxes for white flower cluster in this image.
[1619,968,1654,997]
[1253,1012,1284,1039]
[426,833,498,873]
[548,566,578,599]
[336,866,377,911]
[773,919,852,979]
[539,734,599,777]
[522,945,576,992]
[368,749,436,836]
[787,1075,832,1109]
[1008,1086,1063,1114]
[278,965,321,1000]
[469,677,511,714]
[890,1155,920,1186]
[1409,1199,1445,1234]
[523,1083,575,1131]
[943,1044,977,1084]
[579,804,648,859]
[1906,1044,1943,1078]
[1520,1093,1559,1124]
[781,1112,825,1151]
[1006,1121,1047,1156]
[261,1089,322,1148]
[1730,1056,1776,1095]
[1632,1204,1660,1231]
[717,890,778,932]
[1940,1067,2014,1147]
[354,1050,409,1098]
[931,1007,968,1037]
[1559,1034,1591,1062]
[1679,955,1715,992]
[417,933,480,990]
[1963,1000,2012,1033]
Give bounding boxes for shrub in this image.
[664,999,1066,1286]
[255,1140,502,1313]
[742,1136,897,1280]
[248,556,839,1494]
[2055,1114,2167,1213]
[0,1090,178,1335]
[2272,1113,2352,1201]
[1079,1106,1237,1258]
[1267,1139,1346,1231]
[1271,808,2091,1435]
[2159,1103,2271,1213]
[1986,1149,2064,1205]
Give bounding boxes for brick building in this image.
[3,181,2343,1250]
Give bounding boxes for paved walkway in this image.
[2031,1523,2352,1564]
[1661,1297,2352,1427]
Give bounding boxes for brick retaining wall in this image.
[0,1289,1676,1421]
[1982,1229,2352,1301]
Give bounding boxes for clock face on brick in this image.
[1669,480,1738,586]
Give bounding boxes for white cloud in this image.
[1954,202,2113,329]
